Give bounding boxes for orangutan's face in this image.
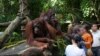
[33,23,41,34]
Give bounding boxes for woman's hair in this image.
[67,25,82,44]
[72,25,81,34]
[71,34,84,49]
[82,24,90,32]
[82,24,92,37]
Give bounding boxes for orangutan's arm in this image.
[25,21,34,45]
[35,38,54,43]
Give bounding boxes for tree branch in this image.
[0,16,31,27]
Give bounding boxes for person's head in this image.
[91,23,98,32]
[71,34,81,44]
[72,25,81,35]
[79,24,89,35]
[71,34,83,48]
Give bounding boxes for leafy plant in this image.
[5,32,23,46]
[54,36,68,56]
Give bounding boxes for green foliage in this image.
[0,0,99,23]
[0,0,19,22]
[56,38,66,56]
[28,0,50,19]
[54,36,69,56]
[5,32,23,46]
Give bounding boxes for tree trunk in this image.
[0,16,23,48]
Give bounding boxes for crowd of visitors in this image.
[65,23,100,56]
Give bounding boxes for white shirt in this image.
[91,30,100,47]
[65,45,86,56]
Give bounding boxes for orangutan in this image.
[25,9,62,50]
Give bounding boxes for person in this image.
[72,25,87,52]
[91,23,100,56]
[80,25,93,56]
[66,25,87,52]
[65,34,86,56]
